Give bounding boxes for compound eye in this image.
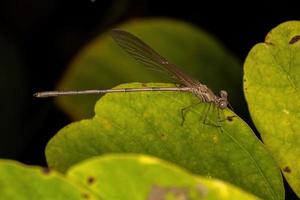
[220,101,227,109]
[220,90,228,98]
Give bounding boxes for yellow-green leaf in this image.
[46,83,284,200]
[67,154,260,200]
[244,21,300,197]
[0,160,97,200]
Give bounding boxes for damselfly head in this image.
[218,90,228,109]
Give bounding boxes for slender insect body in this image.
[34,29,231,120]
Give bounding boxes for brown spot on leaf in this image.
[147,185,189,200]
[142,83,147,87]
[160,133,167,140]
[283,166,291,173]
[168,187,188,199]
[227,115,236,122]
[41,167,51,174]
[87,176,95,185]
[196,184,208,197]
[148,185,166,200]
[264,41,274,46]
[289,35,300,44]
[81,193,89,199]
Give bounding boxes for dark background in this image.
[0,0,299,198]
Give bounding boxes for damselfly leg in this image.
[180,101,202,126]
[181,102,227,129]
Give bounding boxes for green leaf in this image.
[46,83,284,200]
[56,18,243,120]
[0,155,259,200]
[244,21,300,197]
[67,154,260,200]
[0,160,97,200]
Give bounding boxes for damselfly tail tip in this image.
[33,92,47,98]
[33,92,40,98]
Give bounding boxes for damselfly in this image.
[34,29,231,125]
